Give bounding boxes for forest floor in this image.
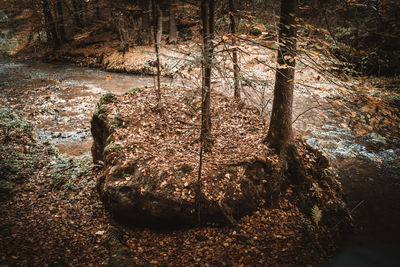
[0,71,350,266]
[1,21,400,266]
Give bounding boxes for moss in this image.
[250,27,262,36]
[106,135,114,143]
[104,143,121,154]
[93,92,114,119]
[0,103,32,140]
[109,248,136,267]
[125,87,143,96]
[100,92,115,103]
[390,95,400,108]
[0,99,57,199]
[93,102,106,119]
[93,92,117,121]
[111,113,124,131]
[47,154,93,189]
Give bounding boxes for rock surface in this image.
[91,87,351,228]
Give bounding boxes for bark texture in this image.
[41,0,59,47]
[140,0,152,45]
[200,0,215,152]
[229,0,240,99]
[71,0,82,28]
[168,0,178,44]
[152,0,162,108]
[155,1,163,45]
[56,0,66,43]
[266,0,298,152]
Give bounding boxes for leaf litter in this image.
[0,98,110,266]
[101,86,268,203]
[94,85,352,266]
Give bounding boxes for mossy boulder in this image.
[91,88,351,230]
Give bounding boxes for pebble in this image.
[52,132,62,138]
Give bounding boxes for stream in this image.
[0,59,173,155]
[1,59,399,251]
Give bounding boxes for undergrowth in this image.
[0,98,94,199]
[45,153,93,190]
[0,99,53,199]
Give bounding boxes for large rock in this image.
[90,88,276,226]
[90,88,350,228]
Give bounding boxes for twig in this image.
[196,141,203,224]
[292,105,321,124]
[331,200,364,231]
[350,199,365,214]
[234,35,278,51]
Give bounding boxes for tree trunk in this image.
[168,0,178,44]
[56,0,66,43]
[156,3,163,45]
[116,15,129,53]
[152,0,162,109]
[140,0,152,45]
[71,0,82,28]
[266,0,298,152]
[41,0,59,47]
[94,0,101,20]
[77,0,84,25]
[200,0,214,152]
[229,0,240,99]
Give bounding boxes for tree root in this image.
[218,199,238,226]
[267,142,312,208]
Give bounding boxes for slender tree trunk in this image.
[152,0,162,109]
[200,0,214,152]
[168,0,178,44]
[140,0,152,45]
[229,0,240,99]
[95,0,101,20]
[41,0,59,47]
[197,0,215,222]
[43,18,52,44]
[77,0,84,25]
[266,0,298,152]
[116,15,129,53]
[156,3,163,45]
[71,0,82,28]
[56,0,66,43]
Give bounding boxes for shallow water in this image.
[0,59,172,155]
[1,59,399,166]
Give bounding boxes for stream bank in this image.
[0,97,110,265]
[1,50,399,264]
